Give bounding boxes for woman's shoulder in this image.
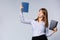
[31,19,37,23]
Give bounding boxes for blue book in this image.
[22,2,29,13]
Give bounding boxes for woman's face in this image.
[38,10,44,18]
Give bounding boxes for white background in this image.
[0,0,60,40]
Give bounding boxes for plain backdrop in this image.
[0,0,60,40]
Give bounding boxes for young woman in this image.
[20,5,57,40]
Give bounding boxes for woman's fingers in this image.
[53,27,57,33]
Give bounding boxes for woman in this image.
[20,5,57,40]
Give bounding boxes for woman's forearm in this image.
[20,11,32,24]
[45,28,55,37]
[46,30,54,37]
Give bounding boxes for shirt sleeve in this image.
[45,27,54,37]
[20,11,33,25]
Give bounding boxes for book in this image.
[21,2,29,13]
[49,20,58,30]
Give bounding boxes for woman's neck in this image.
[38,18,42,22]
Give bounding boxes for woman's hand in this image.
[53,27,57,33]
[20,4,23,10]
[20,4,23,16]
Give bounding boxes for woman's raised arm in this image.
[20,4,32,25]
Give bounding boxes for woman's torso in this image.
[31,20,46,37]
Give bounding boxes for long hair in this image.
[35,8,48,27]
